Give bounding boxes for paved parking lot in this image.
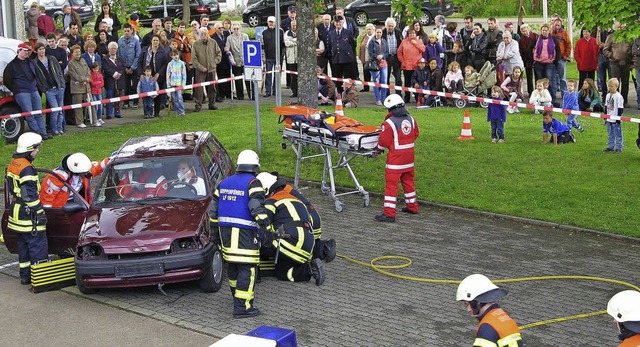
[1,184,638,346]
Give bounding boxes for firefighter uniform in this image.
[116,169,168,200]
[41,156,109,208]
[6,133,48,284]
[376,98,420,220]
[474,304,523,347]
[209,171,268,318]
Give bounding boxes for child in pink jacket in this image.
[90,62,105,125]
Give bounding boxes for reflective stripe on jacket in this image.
[265,190,314,264]
[7,157,44,233]
[475,307,523,347]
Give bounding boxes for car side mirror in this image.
[63,202,88,213]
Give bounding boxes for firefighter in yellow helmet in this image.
[208,149,269,319]
[456,274,523,347]
[607,290,640,346]
[6,132,49,285]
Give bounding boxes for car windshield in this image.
[94,156,208,205]
[201,0,217,5]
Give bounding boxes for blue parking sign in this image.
[243,41,262,68]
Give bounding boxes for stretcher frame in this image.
[281,127,377,212]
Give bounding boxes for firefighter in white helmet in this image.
[40,153,110,208]
[607,290,640,346]
[456,274,523,347]
[209,149,269,319]
[6,132,48,285]
[375,93,419,222]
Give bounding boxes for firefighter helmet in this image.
[236,149,260,173]
[383,94,405,110]
[608,290,640,333]
[256,172,278,195]
[456,274,508,303]
[66,153,92,174]
[16,132,43,153]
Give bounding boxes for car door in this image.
[370,0,392,23]
[1,168,90,256]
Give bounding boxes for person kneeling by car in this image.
[41,153,109,208]
[256,173,326,286]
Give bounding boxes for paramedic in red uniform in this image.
[456,274,524,347]
[607,290,640,347]
[40,153,109,208]
[375,94,419,222]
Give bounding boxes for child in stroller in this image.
[456,61,496,108]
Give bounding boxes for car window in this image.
[71,0,90,6]
[94,156,208,204]
[201,143,222,187]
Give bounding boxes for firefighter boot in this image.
[323,239,337,263]
[233,306,261,319]
[375,213,396,222]
[310,258,325,286]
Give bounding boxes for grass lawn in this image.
[2,104,638,237]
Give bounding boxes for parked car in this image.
[343,0,455,27]
[2,131,234,294]
[0,36,25,143]
[243,0,335,27]
[23,0,95,25]
[138,0,222,27]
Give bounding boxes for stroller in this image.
[455,61,497,109]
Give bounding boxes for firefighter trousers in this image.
[228,263,258,314]
[16,231,49,281]
[261,247,312,282]
[383,168,418,217]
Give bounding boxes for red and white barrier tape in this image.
[2,69,638,125]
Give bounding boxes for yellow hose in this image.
[337,254,640,330]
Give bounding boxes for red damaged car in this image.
[75,131,234,294]
[3,131,234,294]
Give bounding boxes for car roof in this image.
[113,131,212,159]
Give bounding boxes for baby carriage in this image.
[455,61,497,109]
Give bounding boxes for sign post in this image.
[243,41,263,153]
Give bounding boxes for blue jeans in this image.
[490,119,504,140]
[606,122,623,151]
[566,114,581,129]
[14,91,46,135]
[597,53,610,93]
[555,58,568,97]
[92,94,103,120]
[264,58,276,95]
[142,97,154,116]
[171,90,185,115]
[371,67,388,102]
[105,89,123,117]
[534,62,557,103]
[46,87,65,133]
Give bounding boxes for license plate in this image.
[115,263,164,278]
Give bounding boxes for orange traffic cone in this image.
[457,109,475,140]
[334,93,345,116]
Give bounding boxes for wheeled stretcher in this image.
[274,106,381,212]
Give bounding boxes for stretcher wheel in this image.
[335,201,344,212]
[321,184,330,195]
[480,101,489,108]
[281,143,287,149]
[363,195,370,207]
[455,99,467,109]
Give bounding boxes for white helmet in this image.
[383,94,405,110]
[608,290,640,333]
[256,172,278,195]
[66,153,92,174]
[16,132,43,154]
[456,274,507,303]
[237,149,260,173]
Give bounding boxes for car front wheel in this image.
[247,13,260,27]
[354,11,369,26]
[199,245,223,293]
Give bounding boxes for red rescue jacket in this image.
[377,110,419,171]
[40,157,109,208]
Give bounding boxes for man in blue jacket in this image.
[118,23,141,109]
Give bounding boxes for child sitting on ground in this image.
[90,62,105,126]
[463,65,480,90]
[530,79,552,114]
[500,66,524,114]
[487,86,507,143]
[411,58,430,106]
[578,78,604,112]
[542,110,575,145]
[317,66,336,105]
[137,65,159,119]
[444,61,463,95]
[341,80,359,108]
[563,79,583,132]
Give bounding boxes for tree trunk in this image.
[296,0,318,108]
[518,0,525,29]
[15,0,26,41]
[182,0,191,23]
[120,0,126,18]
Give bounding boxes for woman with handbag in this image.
[367,27,389,106]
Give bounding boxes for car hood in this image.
[80,199,209,254]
